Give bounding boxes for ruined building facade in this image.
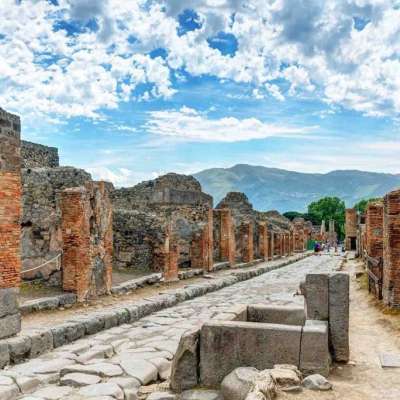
[0,107,312,337]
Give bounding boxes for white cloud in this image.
[144,107,316,142]
[1,0,400,121]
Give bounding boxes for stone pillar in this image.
[289,231,294,255]
[345,209,358,251]
[163,230,179,282]
[219,209,235,266]
[60,181,113,302]
[383,190,400,308]
[0,108,21,339]
[268,231,274,260]
[258,222,268,261]
[191,209,213,271]
[241,221,254,263]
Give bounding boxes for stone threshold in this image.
[1,252,312,369]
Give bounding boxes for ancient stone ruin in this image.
[0,107,312,333]
[347,190,400,309]
[170,272,349,392]
[0,108,22,340]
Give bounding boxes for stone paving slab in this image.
[0,252,344,400]
[1,254,311,370]
[379,353,400,368]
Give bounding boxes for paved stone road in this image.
[0,254,342,400]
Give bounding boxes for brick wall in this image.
[216,209,235,266]
[258,222,268,260]
[366,202,384,260]
[60,182,113,302]
[383,190,400,308]
[0,107,22,339]
[345,209,358,250]
[240,221,254,263]
[190,208,213,271]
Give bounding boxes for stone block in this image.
[329,272,350,362]
[300,320,330,377]
[304,274,329,320]
[28,329,54,358]
[200,321,302,388]
[170,328,200,391]
[7,335,31,363]
[0,288,19,318]
[247,305,305,326]
[0,340,10,368]
[51,322,85,348]
[0,313,21,340]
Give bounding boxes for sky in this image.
[1,0,400,187]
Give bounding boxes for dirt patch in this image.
[279,255,400,400]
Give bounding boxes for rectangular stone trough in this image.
[170,303,331,391]
[170,271,350,392]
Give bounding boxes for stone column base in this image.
[0,288,21,339]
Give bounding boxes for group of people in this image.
[314,241,343,254]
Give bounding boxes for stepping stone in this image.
[0,384,19,400]
[15,376,41,394]
[0,376,14,385]
[149,357,171,380]
[32,385,74,399]
[61,363,123,377]
[147,392,176,400]
[78,382,124,399]
[107,376,141,389]
[181,389,221,400]
[60,372,101,387]
[120,359,158,384]
[380,353,400,368]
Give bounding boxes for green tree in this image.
[307,197,346,240]
[283,211,303,221]
[353,198,382,214]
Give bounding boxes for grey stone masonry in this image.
[329,272,350,362]
[304,273,329,320]
[21,140,59,168]
[200,320,302,388]
[300,320,330,376]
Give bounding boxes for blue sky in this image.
[1,0,400,186]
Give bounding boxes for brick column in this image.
[163,228,179,282]
[383,190,400,308]
[289,231,294,255]
[190,209,213,271]
[60,182,113,302]
[0,108,21,339]
[366,202,384,298]
[258,222,268,261]
[241,221,254,263]
[218,208,235,266]
[268,231,274,260]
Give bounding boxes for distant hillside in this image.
[194,164,400,212]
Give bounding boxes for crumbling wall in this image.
[60,181,112,302]
[217,192,256,262]
[112,173,213,271]
[345,209,358,250]
[0,107,22,339]
[21,140,59,168]
[21,167,92,285]
[113,209,167,271]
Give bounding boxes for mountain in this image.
[193,164,400,212]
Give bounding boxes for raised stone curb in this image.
[19,293,77,315]
[0,253,311,369]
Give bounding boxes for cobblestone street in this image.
[0,254,342,400]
